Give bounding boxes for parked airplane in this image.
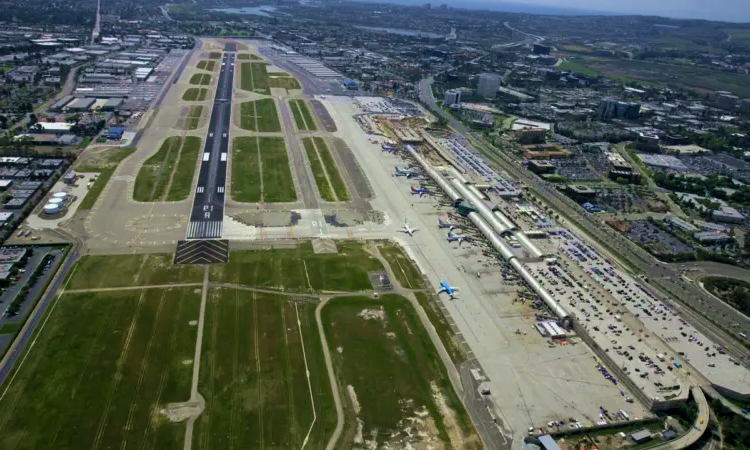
[437,280,460,299]
[447,231,469,246]
[398,220,419,236]
[382,144,398,154]
[410,185,432,197]
[395,167,419,178]
[438,218,460,230]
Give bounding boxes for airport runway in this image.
[186,49,236,239]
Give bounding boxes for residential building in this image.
[477,73,501,99]
[714,91,739,110]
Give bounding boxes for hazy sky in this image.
[492,0,750,21]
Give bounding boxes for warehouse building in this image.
[66,97,96,111]
[50,95,75,112]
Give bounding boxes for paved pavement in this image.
[418,77,750,368]
[186,50,235,239]
[0,247,62,324]
[0,237,79,387]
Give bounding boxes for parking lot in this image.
[622,220,693,255]
[551,230,750,399]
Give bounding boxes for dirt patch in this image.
[160,400,203,423]
[347,385,361,414]
[358,307,385,321]
[189,320,198,326]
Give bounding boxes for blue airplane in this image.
[438,218,460,230]
[437,280,460,299]
[395,167,419,178]
[410,185,432,197]
[447,231,469,246]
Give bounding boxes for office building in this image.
[477,73,501,99]
[533,44,551,55]
[714,91,739,110]
[596,98,640,121]
[443,89,461,106]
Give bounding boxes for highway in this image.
[186,48,236,239]
[418,77,750,366]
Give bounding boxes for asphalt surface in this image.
[187,49,235,239]
[0,247,61,322]
[418,77,750,367]
[0,244,78,387]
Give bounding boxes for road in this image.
[186,48,236,239]
[0,234,81,387]
[91,0,101,45]
[418,77,750,366]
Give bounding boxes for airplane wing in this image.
[437,287,447,294]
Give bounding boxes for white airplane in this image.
[398,220,419,236]
[438,218,460,230]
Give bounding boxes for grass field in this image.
[377,242,424,289]
[238,98,281,132]
[196,60,216,71]
[183,105,203,130]
[189,73,211,85]
[312,137,348,201]
[322,295,479,449]
[210,241,383,292]
[230,137,262,203]
[240,62,301,94]
[67,253,204,290]
[560,57,750,96]
[192,289,336,450]
[76,146,137,210]
[259,137,296,203]
[133,136,182,202]
[289,99,317,131]
[182,88,208,101]
[0,288,201,449]
[208,52,221,59]
[302,137,334,201]
[237,53,262,60]
[166,136,202,201]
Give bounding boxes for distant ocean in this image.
[350,0,617,16]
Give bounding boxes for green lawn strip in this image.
[414,292,465,364]
[166,136,202,201]
[0,288,200,449]
[66,254,204,290]
[184,105,203,130]
[209,52,221,59]
[258,137,296,203]
[193,290,336,449]
[238,101,257,131]
[377,242,424,289]
[289,100,307,130]
[254,98,281,132]
[182,88,208,101]
[237,53,262,60]
[322,295,478,447]
[76,147,137,210]
[302,137,334,201]
[0,321,21,334]
[209,241,383,292]
[295,99,316,131]
[189,73,210,85]
[312,137,348,201]
[133,136,183,202]
[197,60,215,71]
[268,76,301,90]
[240,62,268,93]
[230,136,262,202]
